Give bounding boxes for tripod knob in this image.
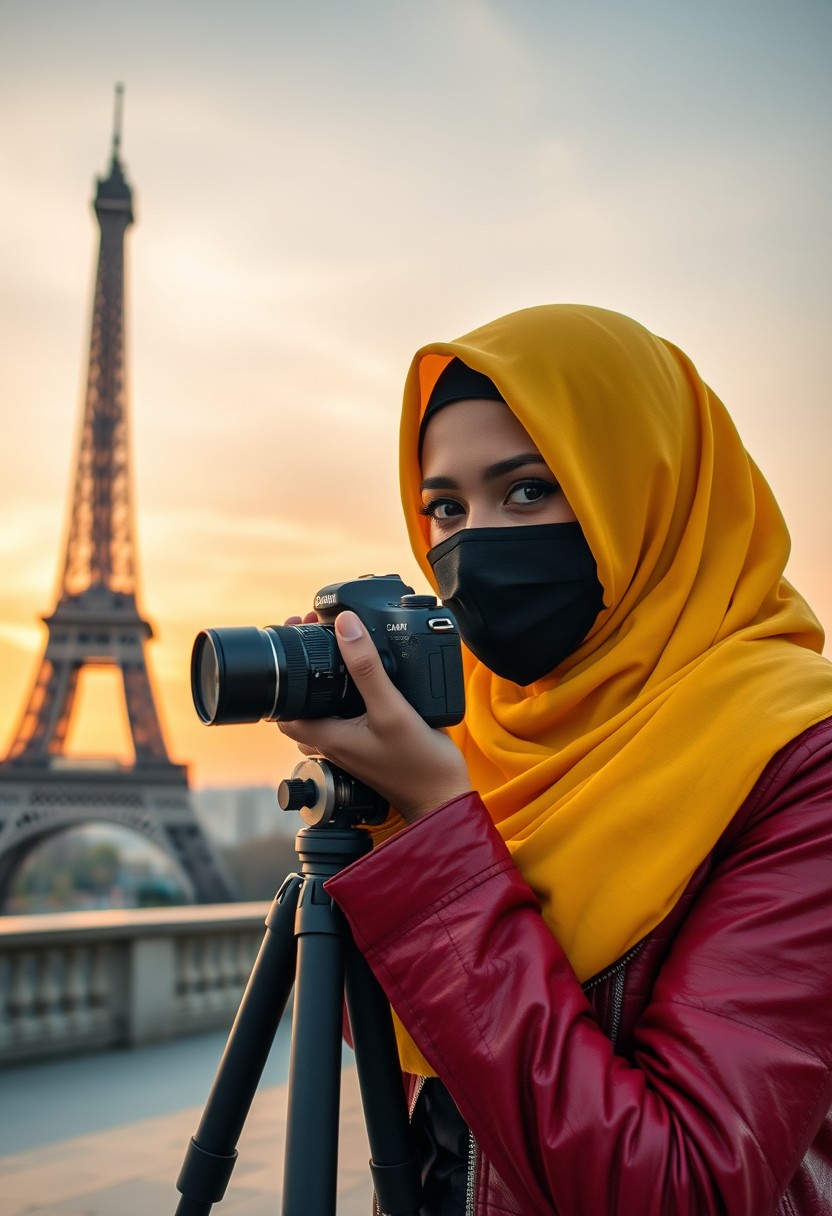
[277,777,318,812]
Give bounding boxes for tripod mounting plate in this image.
[278,757,389,828]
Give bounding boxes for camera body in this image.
[312,575,464,724]
[191,574,465,729]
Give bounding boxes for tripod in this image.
[174,759,422,1216]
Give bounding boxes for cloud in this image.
[1,0,829,783]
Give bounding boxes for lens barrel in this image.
[191,628,277,724]
[190,623,362,726]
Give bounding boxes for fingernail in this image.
[336,611,363,641]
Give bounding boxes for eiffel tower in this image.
[0,88,234,906]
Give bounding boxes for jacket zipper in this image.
[465,1128,478,1216]
[609,966,626,1048]
[409,1073,427,1118]
[581,940,645,992]
[582,940,644,1048]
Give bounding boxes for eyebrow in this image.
[420,453,550,492]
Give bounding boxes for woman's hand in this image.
[277,611,471,823]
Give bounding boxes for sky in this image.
[1,0,830,792]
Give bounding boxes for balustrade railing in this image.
[0,902,271,1065]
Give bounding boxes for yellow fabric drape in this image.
[390,304,832,1075]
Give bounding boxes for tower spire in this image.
[111,82,124,163]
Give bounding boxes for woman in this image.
[279,304,832,1214]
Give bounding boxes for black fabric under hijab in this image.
[418,357,505,456]
[410,1077,470,1216]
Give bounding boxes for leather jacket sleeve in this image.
[325,722,832,1215]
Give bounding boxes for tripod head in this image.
[277,756,389,829]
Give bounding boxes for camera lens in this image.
[191,628,279,724]
[190,623,364,725]
[193,633,221,721]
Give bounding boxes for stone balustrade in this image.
[0,901,272,1065]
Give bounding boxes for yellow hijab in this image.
[390,305,832,1073]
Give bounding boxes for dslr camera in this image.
[191,574,465,729]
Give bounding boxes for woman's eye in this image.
[505,479,558,506]
[419,497,464,521]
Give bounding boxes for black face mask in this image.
[427,522,605,686]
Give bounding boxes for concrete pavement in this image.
[0,1067,373,1216]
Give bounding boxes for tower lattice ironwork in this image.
[0,88,234,905]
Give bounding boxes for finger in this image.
[334,611,408,724]
[278,719,318,746]
[280,713,355,754]
[284,615,302,625]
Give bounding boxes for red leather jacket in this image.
[327,718,832,1215]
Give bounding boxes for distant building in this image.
[191,787,294,848]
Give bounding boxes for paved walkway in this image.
[0,1069,373,1216]
[0,1027,296,1155]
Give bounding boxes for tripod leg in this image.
[345,941,421,1216]
[174,875,302,1216]
[281,875,349,1216]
